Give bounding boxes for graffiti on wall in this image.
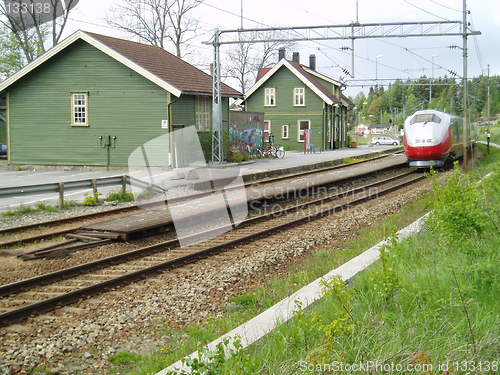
[228,111,264,152]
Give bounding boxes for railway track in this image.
[0,169,423,327]
[0,152,403,249]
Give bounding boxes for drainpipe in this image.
[167,93,180,168]
[322,103,326,151]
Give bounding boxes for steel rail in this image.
[0,151,403,241]
[0,171,423,326]
[0,169,415,296]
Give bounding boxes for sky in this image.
[63,0,500,96]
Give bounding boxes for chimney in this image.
[292,52,300,63]
[309,54,316,71]
[278,48,286,61]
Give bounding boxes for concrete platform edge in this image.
[156,212,430,375]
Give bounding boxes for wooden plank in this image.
[82,207,171,234]
[66,233,105,242]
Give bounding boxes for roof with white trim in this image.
[0,30,242,98]
[244,59,346,106]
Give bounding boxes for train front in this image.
[403,110,451,168]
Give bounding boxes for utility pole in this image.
[351,0,358,77]
[462,0,469,169]
[240,0,243,29]
[211,30,223,164]
[207,19,480,164]
[430,55,438,104]
[487,64,491,120]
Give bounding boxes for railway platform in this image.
[0,146,401,212]
[14,151,407,260]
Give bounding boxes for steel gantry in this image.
[206,16,480,164]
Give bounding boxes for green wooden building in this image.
[243,53,352,151]
[0,96,6,145]
[0,30,242,167]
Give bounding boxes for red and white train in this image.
[403,110,473,168]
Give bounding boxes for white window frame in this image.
[263,120,271,142]
[297,120,311,143]
[195,95,211,131]
[293,87,305,107]
[281,124,289,139]
[264,88,276,107]
[71,93,88,126]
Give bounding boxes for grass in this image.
[202,153,500,374]
[106,190,135,202]
[1,188,135,217]
[2,202,58,218]
[105,185,430,375]
[1,201,79,218]
[343,156,372,164]
[103,147,500,375]
[478,122,500,144]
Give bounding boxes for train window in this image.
[410,114,442,124]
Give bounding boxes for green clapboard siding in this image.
[172,96,229,128]
[246,66,326,151]
[0,108,6,144]
[172,95,195,126]
[6,40,208,167]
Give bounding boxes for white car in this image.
[370,136,400,146]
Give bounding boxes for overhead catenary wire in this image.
[469,14,485,74]
[427,0,461,12]
[402,0,452,21]
[202,0,354,78]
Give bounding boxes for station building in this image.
[0,31,242,167]
[243,51,353,151]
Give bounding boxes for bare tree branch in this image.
[223,32,295,94]
[106,0,203,58]
[0,0,78,64]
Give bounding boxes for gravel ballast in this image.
[0,178,433,375]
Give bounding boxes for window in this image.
[263,120,271,142]
[196,96,211,131]
[294,88,305,106]
[298,120,310,142]
[281,124,289,139]
[264,88,276,106]
[72,93,88,126]
[410,114,442,124]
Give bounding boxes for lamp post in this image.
[429,55,438,104]
[375,54,383,81]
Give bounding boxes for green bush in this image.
[83,192,102,206]
[197,128,232,163]
[228,150,250,163]
[106,190,135,202]
[426,164,489,243]
[197,131,212,163]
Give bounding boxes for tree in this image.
[106,0,203,58]
[0,24,28,79]
[223,33,294,94]
[224,41,254,94]
[0,0,78,63]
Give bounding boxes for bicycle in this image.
[262,143,285,159]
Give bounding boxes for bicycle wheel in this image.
[276,148,285,159]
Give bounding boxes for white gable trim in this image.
[0,30,182,97]
[302,66,344,87]
[244,59,334,106]
[244,59,287,99]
